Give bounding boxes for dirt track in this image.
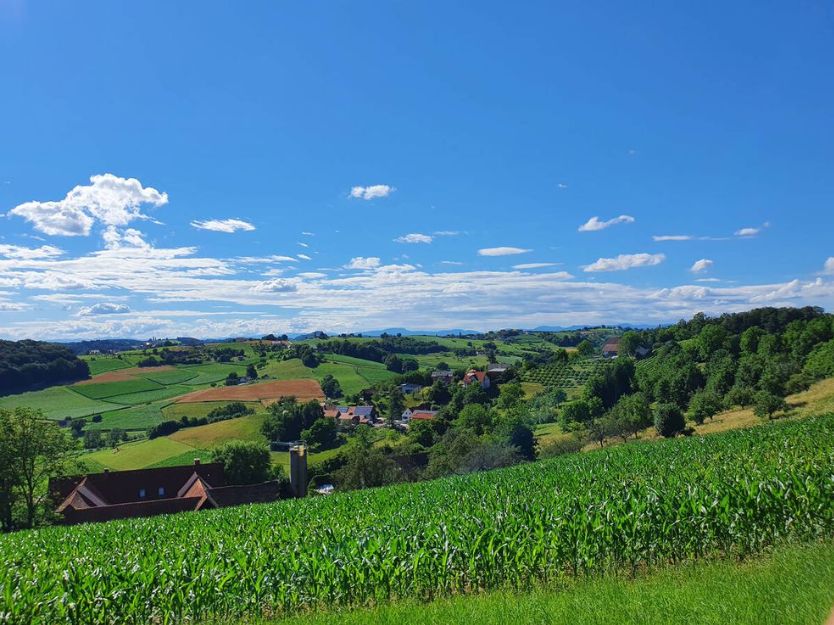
[175,379,324,403]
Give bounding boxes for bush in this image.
[91,414,102,423]
[753,391,788,420]
[654,403,685,438]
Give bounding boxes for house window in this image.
[138,488,146,498]
[158,487,165,497]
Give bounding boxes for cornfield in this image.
[2,415,833,624]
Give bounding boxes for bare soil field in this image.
[175,378,324,403]
[75,366,176,384]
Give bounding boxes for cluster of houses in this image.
[323,405,381,427]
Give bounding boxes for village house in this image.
[462,369,491,389]
[486,363,509,380]
[602,337,620,358]
[430,369,454,384]
[398,382,423,395]
[332,405,377,426]
[50,460,282,525]
[409,410,438,421]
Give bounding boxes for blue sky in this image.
[1,1,833,339]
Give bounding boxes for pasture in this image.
[175,379,324,404]
[0,386,121,420]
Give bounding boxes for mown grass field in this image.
[81,355,133,376]
[259,541,834,625]
[0,386,121,419]
[84,436,198,471]
[4,415,833,624]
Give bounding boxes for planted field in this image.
[179,363,247,385]
[0,386,120,420]
[169,413,265,449]
[140,368,199,385]
[162,401,262,421]
[75,366,175,384]
[82,356,133,376]
[3,415,833,624]
[84,401,170,431]
[105,385,193,406]
[522,358,608,392]
[71,378,163,400]
[175,379,324,403]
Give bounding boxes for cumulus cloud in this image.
[578,215,635,232]
[250,278,299,293]
[350,185,394,200]
[0,244,63,260]
[824,257,834,275]
[735,227,760,237]
[346,257,381,270]
[8,173,168,236]
[78,302,131,315]
[395,233,433,244]
[690,259,714,274]
[191,218,256,233]
[583,253,665,272]
[478,247,531,256]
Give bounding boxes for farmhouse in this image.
[602,337,620,358]
[398,383,423,394]
[50,460,281,524]
[431,369,454,383]
[486,363,509,379]
[409,410,438,421]
[462,370,491,389]
[333,405,377,425]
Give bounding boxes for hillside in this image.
[1,415,832,624]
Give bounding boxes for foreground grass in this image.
[263,541,834,625]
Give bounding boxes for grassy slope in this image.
[0,386,122,419]
[84,437,198,470]
[261,541,834,625]
[81,356,133,376]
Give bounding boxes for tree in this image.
[320,374,343,399]
[225,371,240,386]
[498,418,537,460]
[301,417,339,451]
[211,440,272,484]
[654,403,685,438]
[262,398,323,442]
[608,392,652,439]
[753,391,788,420]
[388,388,405,425]
[246,363,258,380]
[408,419,436,447]
[333,435,400,490]
[560,400,592,426]
[696,325,728,360]
[577,340,594,357]
[384,354,403,373]
[108,428,127,448]
[619,331,643,357]
[496,383,524,410]
[435,361,450,370]
[0,407,78,529]
[427,380,451,405]
[455,404,492,436]
[688,389,722,425]
[83,429,103,449]
[725,385,755,408]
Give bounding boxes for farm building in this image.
[50,460,282,524]
[462,370,491,389]
[333,405,377,426]
[398,383,423,394]
[486,363,509,379]
[409,410,438,421]
[431,370,454,383]
[602,337,620,358]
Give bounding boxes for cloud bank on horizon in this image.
[0,173,832,340]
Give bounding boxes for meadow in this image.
[2,414,832,624]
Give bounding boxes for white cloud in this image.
[735,227,760,237]
[478,247,531,257]
[0,244,63,260]
[583,253,665,272]
[395,233,433,244]
[346,257,381,270]
[441,261,463,266]
[102,227,151,250]
[297,272,327,279]
[653,235,693,242]
[191,218,255,233]
[433,231,460,237]
[250,278,299,293]
[297,253,312,261]
[513,263,559,270]
[578,215,635,232]
[301,231,315,236]
[557,183,568,189]
[824,257,834,275]
[78,302,131,316]
[690,259,714,274]
[350,185,394,200]
[297,242,309,248]
[8,173,168,236]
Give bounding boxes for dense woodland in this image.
[0,340,89,396]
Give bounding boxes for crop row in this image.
[1,415,833,624]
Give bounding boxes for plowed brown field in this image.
[175,379,324,403]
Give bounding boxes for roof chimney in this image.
[194,458,201,465]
